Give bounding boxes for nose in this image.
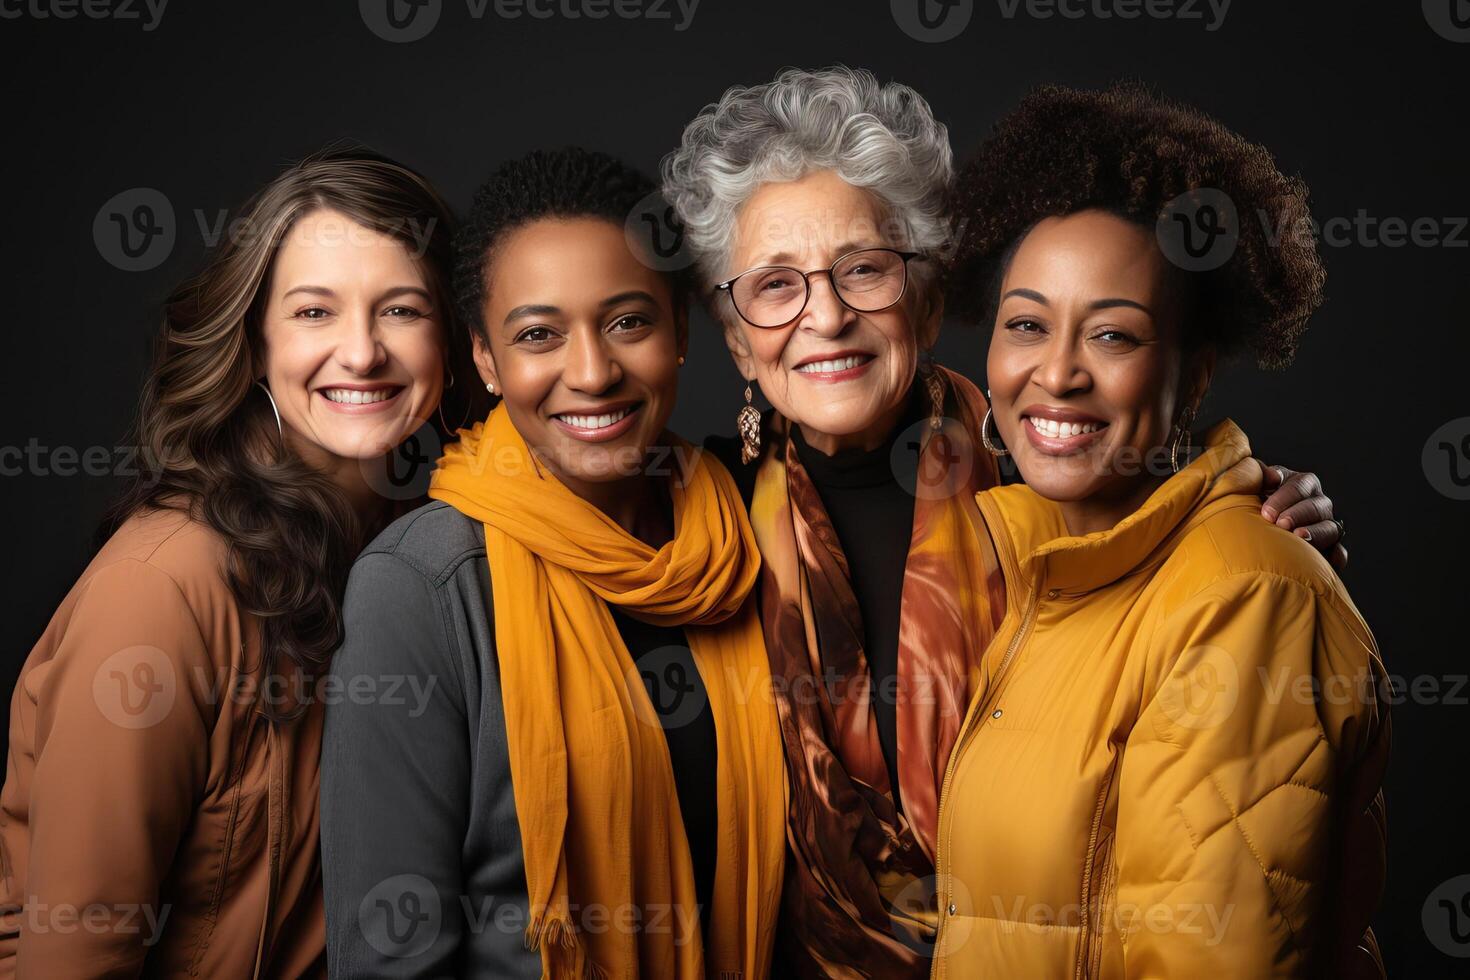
[334,309,388,375]
[563,328,621,394]
[795,273,855,338]
[1033,331,1091,397]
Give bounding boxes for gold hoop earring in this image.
[737,383,762,464]
[1169,404,1197,473]
[980,389,1009,457]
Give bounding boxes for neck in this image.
[559,464,674,548]
[1056,473,1167,537]
[795,390,911,457]
[281,428,392,528]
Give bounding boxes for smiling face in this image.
[986,209,1214,529]
[472,217,687,500]
[720,170,938,455]
[258,208,445,486]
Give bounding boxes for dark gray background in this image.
[2,0,1467,973]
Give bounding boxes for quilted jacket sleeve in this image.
[1113,571,1386,978]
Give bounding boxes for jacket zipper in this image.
[930,572,1043,977]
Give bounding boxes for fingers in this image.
[1261,469,1324,524]
[1276,494,1334,532]
[1331,543,1349,572]
[1295,516,1340,547]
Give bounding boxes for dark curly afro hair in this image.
[946,83,1324,369]
[454,147,690,342]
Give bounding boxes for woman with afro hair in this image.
[929,83,1388,978]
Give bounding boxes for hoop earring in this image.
[444,367,455,390]
[980,388,1009,457]
[737,382,762,465]
[1169,404,1197,473]
[255,380,283,442]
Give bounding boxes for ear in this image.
[915,287,944,351]
[720,312,757,382]
[471,332,500,393]
[1185,347,1217,411]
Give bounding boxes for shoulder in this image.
[1156,495,1368,638]
[77,506,236,629]
[356,499,487,586]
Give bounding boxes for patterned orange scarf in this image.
[748,366,1006,977]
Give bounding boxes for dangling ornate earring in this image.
[922,353,945,431]
[1169,404,1197,473]
[737,382,762,464]
[255,380,283,442]
[980,388,1009,457]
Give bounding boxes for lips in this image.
[550,402,643,442]
[317,385,405,412]
[793,350,875,382]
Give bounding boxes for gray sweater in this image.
[320,501,541,978]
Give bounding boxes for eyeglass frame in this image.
[713,247,922,329]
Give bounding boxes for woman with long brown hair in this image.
[0,146,479,977]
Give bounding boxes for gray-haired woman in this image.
[662,65,1346,977]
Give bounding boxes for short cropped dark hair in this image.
[454,146,690,342]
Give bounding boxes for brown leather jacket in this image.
[0,508,326,978]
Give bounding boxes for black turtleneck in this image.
[707,390,926,807]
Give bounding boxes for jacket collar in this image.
[980,419,1262,596]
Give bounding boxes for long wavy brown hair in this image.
[103,145,482,721]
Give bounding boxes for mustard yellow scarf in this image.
[428,405,786,979]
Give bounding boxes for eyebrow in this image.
[1002,288,1152,314]
[281,284,434,302]
[749,242,881,269]
[503,291,663,325]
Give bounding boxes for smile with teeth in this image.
[1027,416,1107,439]
[796,354,872,374]
[554,406,635,430]
[322,387,400,404]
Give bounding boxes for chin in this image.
[1013,453,1103,503]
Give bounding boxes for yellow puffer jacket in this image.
[930,420,1388,979]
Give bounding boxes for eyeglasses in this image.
[714,247,920,329]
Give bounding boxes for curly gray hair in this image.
[660,65,954,301]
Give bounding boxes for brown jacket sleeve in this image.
[1,558,218,978]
